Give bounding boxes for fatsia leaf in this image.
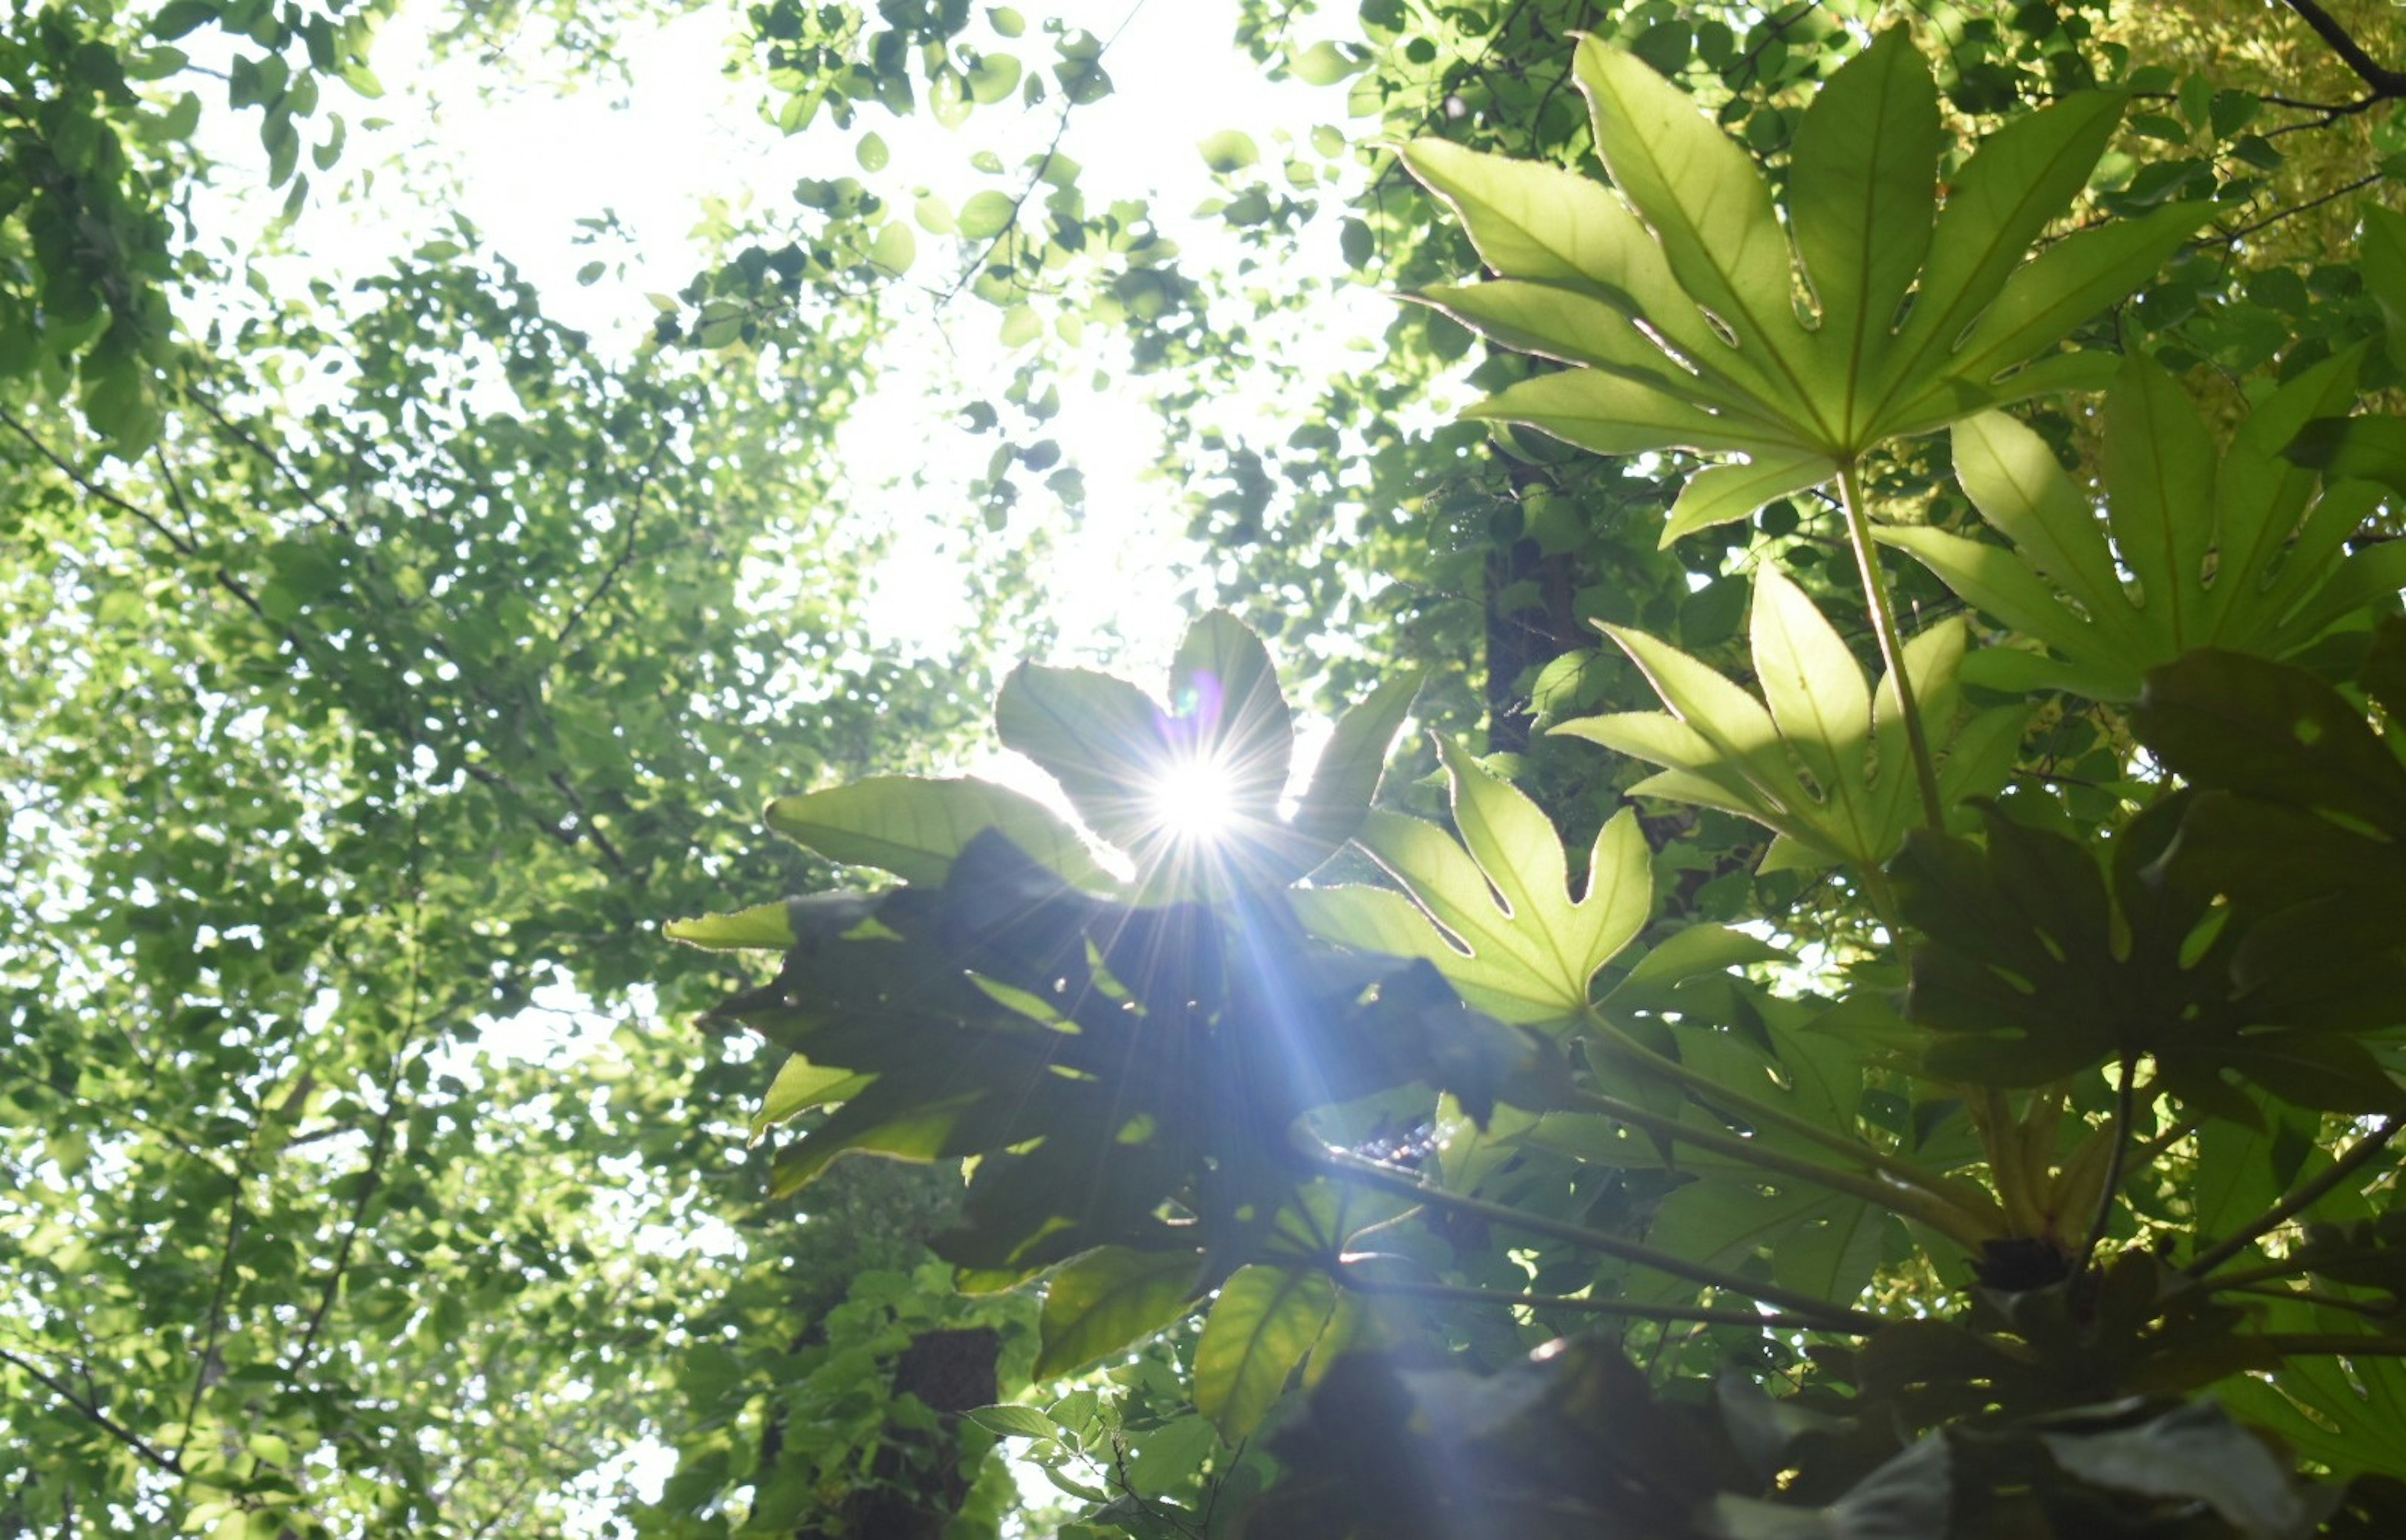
[1193,1264,1340,1439]
[2217,1304,2406,1481]
[1555,570,2024,872]
[1289,736,1650,1029]
[764,775,1113,889]
[664,898,805,951]
[2134,640,2406,970]
[1892,798,2406,1109]
[994,610,1411,888]
[1883,350,2400,700]
[2286,412,2406,494]
[1404,28,2202,542]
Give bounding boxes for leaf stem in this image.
[1299,1142,1888,1332]
[2074,1057,2138,1274]
[2187,1116,2403,1278]
[2224,1284,2400,1319]
[2253,1332,2406,1356]
[1835,459,1945,830]
[1583,1012,1996,1216]
[1565,1086,1996,1249]
[1334,1267,1861,1333]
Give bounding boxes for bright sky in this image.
[168,6,1413,1512]
[212,0,1393,684]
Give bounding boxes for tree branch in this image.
[0,406,196,557]
[2281,0,2406,98]
[177,1170,248,1465]
[0,1349,179,1473]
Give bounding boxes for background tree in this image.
[8,0,2406,1536]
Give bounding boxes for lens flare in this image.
[1150,755,1241,844]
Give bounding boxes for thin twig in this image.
[553,462,655,650]
[177,1169,249,1465]
[0,1349,179,1472]
[0,406,196,556]
[289,816,429,1376]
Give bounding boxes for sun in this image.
[1148,754,1242,845]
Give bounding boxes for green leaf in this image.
[1192,1264,1338,1438]
[1559,571,2022,871]
[1125,1415,1221,1497]
[868,219,916,276]
[967,1404,1060,1439]
[764,776,1112,890]
[1662,450,1833,545]
[1288,672,1418,853]
[1398,141,1734,378]
[996,611,1390,885]
[1407,35,2168,534]
[1885,351,2395,702]
[2287,413,2406,492]
[1575,34,1809,412]
[1290,41,1360,86]
[957,189,1018,240]
[1291,738,1650,1028]
[662,899,798,950]
[1894,795,2406,1106]
[967,52,1021,105]
[1787,27,1939,426]
[2359,205,2406,362]
[751,1053,870,1138]
[1036,1247,1199,1379]
[1198,130,1259,172]
[151,0,217,40]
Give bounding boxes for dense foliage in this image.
[12,0,2406,1536]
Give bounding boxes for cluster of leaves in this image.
[683,8,2406,1537]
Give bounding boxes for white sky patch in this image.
[189,0,1392,680]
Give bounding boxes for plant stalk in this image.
[1568,1086,1996,1249]
[1301,1142,1887,1332]
[2072,1057,2138,1275]
[1835,459,1945,831]
[1583,1012,1998,1216]
[2187,1116,2404,1277]
[1333,1267,1861,1333]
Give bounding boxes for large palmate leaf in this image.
[1288,736,1651,1029]
[1555,570,2024,873]
[2135,631,2406,969]
[1880,350,2402,700]
[702,830,1539,1272]
[995,610,1417,889]
[1404,27,2206,543]
[2217,1303,2406,1485]
[759,778,1118,890]
[1892,799,2406,1114]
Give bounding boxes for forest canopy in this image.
[9,1,2406,1536]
